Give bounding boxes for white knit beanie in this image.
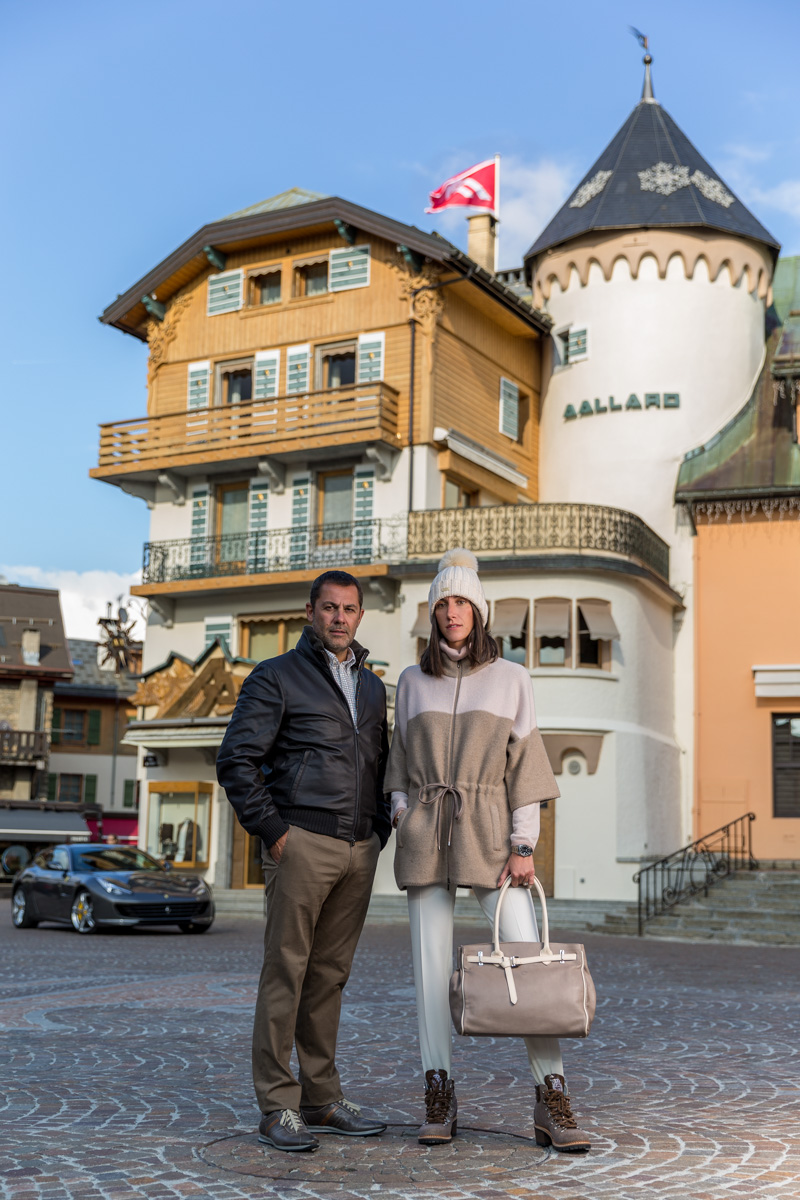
[428,548,488,626]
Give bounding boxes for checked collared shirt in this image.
[323,645,358,727]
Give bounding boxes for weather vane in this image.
[630,27,654,101]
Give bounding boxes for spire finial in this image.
[630,27,657,103]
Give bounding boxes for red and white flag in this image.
[426,158,498,214]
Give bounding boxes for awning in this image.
[411,602,431,638]
[578,600,620,641]
[492,598,529,639]
[534,599,571,640]
[0,809,91,843]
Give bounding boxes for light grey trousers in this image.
[407,883,564,1085]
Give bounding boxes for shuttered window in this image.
[207,269,244,315]
[287,344,311,394]
[357,332,385,382]
[123,779,136,808]
[330,245,370,291]
[773,715,800,818]
[51,707,62,746]
[254,350,281,400]
[290,476,310,567]
[190,487,209,572]
[187,361,211,410]
[248,478,269,573]
[499,377,520,441]
[84,775,98,804]
[567,328,588,362]
[205,617,233,653]
[87,709,102,746]
[353,466,375,562]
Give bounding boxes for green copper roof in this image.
[221,187,329,221]
[676,279,800,502]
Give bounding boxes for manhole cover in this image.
[199,1124,548,1185]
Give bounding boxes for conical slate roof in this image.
[524,74,779,262]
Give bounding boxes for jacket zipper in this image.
[445,662,463,888]
[350,666,363,844]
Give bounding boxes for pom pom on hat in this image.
[428,546,488,626]
[437,548,479,573]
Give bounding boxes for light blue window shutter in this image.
[286,344,311,394]
[254,350,281,400]
[187,362,211,409]
[357,332,385,383]
[248,478,269,573]
[207,269,244,315]
[330,245,370,291]
[290,476,310,567]
[190,487,209,573]
[567,328,588,362]
[204,617,233,653]
[353,467,375,563]
[499,377,520,441]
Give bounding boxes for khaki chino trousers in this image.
[254,824,380,1114]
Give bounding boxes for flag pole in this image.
[493,154,500,273]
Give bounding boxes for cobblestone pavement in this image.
[1,900,799,1200]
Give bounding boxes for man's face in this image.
[306,583,364,657]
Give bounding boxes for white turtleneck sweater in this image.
[390,642,541,852]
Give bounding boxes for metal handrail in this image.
[633,812,758,936]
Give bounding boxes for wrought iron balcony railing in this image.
[0,730,48,763]
[92,381,400,478]
[140,503,670,586]
[142,518,409,584]
[633,813,758,935]
[408,503,670,581]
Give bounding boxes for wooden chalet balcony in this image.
[135,503,670,595]
[0,730,48,764]
[91,381,401,481]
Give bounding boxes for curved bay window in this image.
[493,598,529,665]
[534,598,571,667]
[147,782,212,870]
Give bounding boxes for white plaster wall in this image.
[538,254,765,542]
[49,751,138,810]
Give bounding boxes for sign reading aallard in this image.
[564,393,680,420]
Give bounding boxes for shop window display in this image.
[147,783,212,869]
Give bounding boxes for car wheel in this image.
[179,921,212,934]
[70,891,97,934]
[11,888,38,929]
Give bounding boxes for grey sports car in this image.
[10,843,214,934]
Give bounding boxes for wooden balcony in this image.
[90,382,401,482]
[0,730,48,764]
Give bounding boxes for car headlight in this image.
[98,877,131,896]
[192,880,209,895]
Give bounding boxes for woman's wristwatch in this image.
[511,844,533,857]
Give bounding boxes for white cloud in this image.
[425,155,574,269]
[750,179,800,222]
[0,565,145,641]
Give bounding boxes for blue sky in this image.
[2,0,799,633]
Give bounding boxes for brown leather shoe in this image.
[418,1068,458,1145]
[534,1074,591,1152]
[300,1098,386,1137]
[258,1109,319,1152]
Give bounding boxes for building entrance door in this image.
[231,819,265,888]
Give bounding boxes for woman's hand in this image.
[497,853,536,889]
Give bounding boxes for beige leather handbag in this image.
[449,877,596,1039]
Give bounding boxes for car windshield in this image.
[73,847,164,873]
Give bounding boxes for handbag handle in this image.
[493,875,551,956]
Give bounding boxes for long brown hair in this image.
[419,601,499,677]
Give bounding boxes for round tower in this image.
[525,56,779,544]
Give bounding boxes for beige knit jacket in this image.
[385,655,560,890]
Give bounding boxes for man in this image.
[217,570,390,1153]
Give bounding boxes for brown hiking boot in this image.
[418,1068,458,1145]
[533,1074,591,1152]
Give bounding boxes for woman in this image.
[385,549,591,1152]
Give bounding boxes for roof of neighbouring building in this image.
[675,258,800,503]
[0,585,72,679]
[53,639,138,699]
[525,60,779,264]
[221,187,329,221]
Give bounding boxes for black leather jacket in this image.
[216,625,390,849]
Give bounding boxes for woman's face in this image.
[434,596,475,649]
